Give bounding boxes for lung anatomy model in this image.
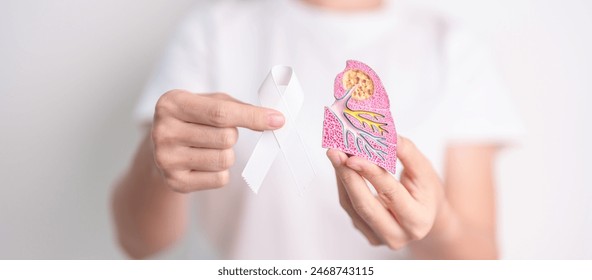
[322,60,398,173]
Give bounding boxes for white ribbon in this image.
[242,66,316,194]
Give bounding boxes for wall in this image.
[410,0,592,259]
[0,0,198,258]
[0,0,590,259]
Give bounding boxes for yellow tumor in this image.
[342,69,374,100]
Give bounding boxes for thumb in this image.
[219,100,285,131]
[205,91,285,131]
[327,148,348,168]
[396,135,432,178]
[345,155,416,213]
[242,105,285,131]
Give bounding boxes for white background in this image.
[1,0,590,259]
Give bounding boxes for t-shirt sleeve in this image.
[133,7,212,125]
[437,25,524,145]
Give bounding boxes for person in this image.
[112,0,521,259]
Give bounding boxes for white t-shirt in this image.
[135,0,522,259]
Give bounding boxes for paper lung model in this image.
[322,60,397,173]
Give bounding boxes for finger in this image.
[400,166,412,185]
[337,176,383,245]
[328,149,409,249]
[167,170,230,193]
[175,93,285,131]
[328,150,382,245]
[396,136,433,178]
[170,147,235,172]
[204,92,247,104]
[175,121,238,149]
[345,156,419,227]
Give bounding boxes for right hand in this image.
[152,89,285,193]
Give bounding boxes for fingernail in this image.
[268,112,285,128]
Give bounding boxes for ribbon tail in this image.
[276,127,317,194]
[242,131,279,194]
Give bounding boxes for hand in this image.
[152,90,285,192]
[327,136,446,249]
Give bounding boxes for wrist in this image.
[427,198,462,244]
[408,198,463,259]
[430,199,462,241]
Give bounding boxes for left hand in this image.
[327,136,447,249]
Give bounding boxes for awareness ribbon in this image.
[242,66,316,194]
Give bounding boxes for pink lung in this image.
[322,60,397,173]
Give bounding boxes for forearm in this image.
[111,132,188,259]
[409,201,498,259]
